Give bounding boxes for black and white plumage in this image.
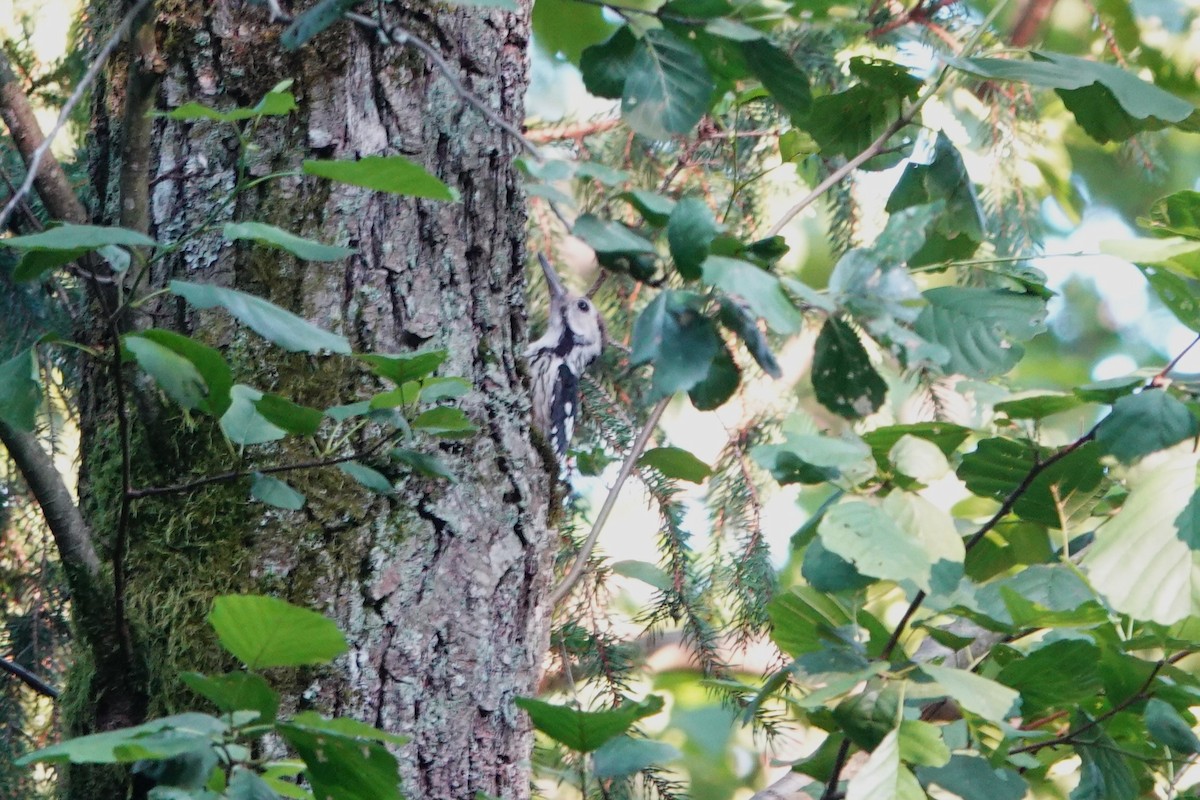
[526,253,604,461]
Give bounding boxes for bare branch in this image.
[0,656,59,699]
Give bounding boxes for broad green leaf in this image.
[686,343,740,410]
[896,720,950,767]
[1,223,155,252]
[531,0,616,62]
[515,696,664,753]
[249,474,306,511]
[718,297,781,378]
[667,198,718,280]
[753,431,874,486]
[1071,718,1137,800]
[994,392,1083,420]
[592,736,682,779]
[618,189,676,227]
[739,39,811,122]
[303,156,455,201]
[802,537,874,593]
[850,57,921,100]
[160,88,297,122]
[1101,236,1200,278]
[701,256,802,333]
[580,26,638,99]
[1141,266,1200,330]
[948,52,1199,143]
[846,729,924,800]
[832,681,901,749]
[811,317,887,419]
[974,565,1100,628]
[888,435,949,483]
[861,423,970,468]
[818,493,962,594]
[254,394,323,436]
[705,18,763,41]
[207,595,348,669]
[1095,390,1199,463]
[916,755,1028,800]
[885,132,984,265]
[358,350,448,385]
[127,330,234,417]
[572,213,656,275]
[288,711,410,746]
[278,724,402,800]
[1144,698,1200,753]
[392,448,456,481]
[0,348,39,431]
[610,560,671,591]
[122,336,207,414]
[223,222,354,262]
[411,406,478,437]
[338,461,392,493]
[1075,375,1143,403]
[17,713,225,765]
[170,281,351,355]
[1141,190,1200,240]
[621,29,714,139]
[228,768,279,800]
[631,290,721,397]
[220,385,287,446]
[1083,450,1200,624]
[280,0,360,49]
[419,376,470,403]
[918,664,1020,721]
[767,586,853,656]
[913,287,1046,378]
[638,446,712,483]
[995,639,1101,715]
[179,672,280,722]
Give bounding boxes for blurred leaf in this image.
[393,448,456,481]
[995,639,1102,715]
[1144,698,1200,753]
[358,350,448,384]
[412,406,478,438]
[1071,718,1137,800]
[160,88,297,122]
[220,385,288,446]
[888,435,949,483]
[767,586,852,656]
[803,537,874,593]
[639,446,712,483]
[897,720,950,767]
[913,287,1046,378]
[170,281,351,355]
[918,664,1020,721]
[812,317,887,419]
[1141,190,1200,240]
[1075,375,1142,403]
[862,423,970,468]
[17,714,226,765]
[207,595,347,669]
[338,462,392,493]
[667,198,719,280]
[631,290,721,397]
[223,222,353,262]
[802,84,896,158]
[532,0,616,62]
[753,432,874,486]
[303,156,456,201]
[572,213,656,275]
[254,394,323,436]
[515,696,664,753]
[1141,267,1200,330]
[445,0,519,8]
[278,724,402,800]
[916,755,1028,800]
[687,343,740,410]
[288,712,409,746]
[701,256,802,333]
[592,736,681,778]
[0,347,38,431]
[718,297,781,378]
[994,393,1083,420]
[249,475,306,510]
[885,132,984,266]
[845,729,924,800]
[622,29,714,139]
[227,768,279,800]
[280,0,358,49]
[1095,390,1199,463]
[833,681,902,750]
[618,189,676,226]
[739,39,811,122]
[610,560,671,590]
[580,26,637,98]
[179,672,280,723]
[1,223,155,252]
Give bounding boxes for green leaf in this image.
[160,87,297,122]
[17,714,225,765]
[1075,375,1142,404]
[995,639,1102,715]
[592,736,681,779]
[861,423,970,468]
[913,287,1047,378]
[412,406,478,438]
[288,711,409,746]
[223,222,354,262]
[718,297,781,378]
[338,461,392,493]
[580,26,638,99]
[885,132,984,265]
[948,51,1199,143]
[845,729,924,800]
[280,0,359,49]
[974,565,1100,628]
[571,213,656,275]
[812,317,887,420]
[122,337,206,413]
[220,385,287,446]
[701,256,802,334]
[638,446,712,483]
[277,724,402,800]
[1144,698,1200,753]
[0,348,39,431]
[254,394,323,436]
[179,671,280,722]
[1141,190,1200,240]
[818,493,963,594]
[801,84,897,159]
[916,755,1028,800]
[621,29,714,139]
[610,560,671,590]
[392,448,456,481]
[128,330,234,417]
[516,696,664,753]
[767,587,852,656]
[303,156,456,201]
[686,343,740,410]
[832,681,901,750]
[631,290,721,397]
[358,349,448,385]
[753,431,874,486]
[170,281,351,355]
[994,392,1083,420]
[1096,390,1199,463]
[1071,718,1137,800]
[207,595,348,669]
[618,189,676,227]
[1101,236,1200,278]
[888,435,949,484]
[918,664,1020,721]
[1083,451,1200,624]
[531,0,616,62]
[802,537,874,593]
[739,39,811,122]
[228,768,279,800]
[1141,266,1200,330]
[667,198,718,280]
[0,223,155,252]
[249,475,306,511]
[896,720,950,767]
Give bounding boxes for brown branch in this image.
[0,656,59,699]
[1008,0,1058,46]
[526,118,621,144]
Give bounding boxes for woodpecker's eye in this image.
[576,299,589,311]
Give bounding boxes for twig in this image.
[548,396,670,607]
[0,0,153,231]
[527,118,621,144]
[0,656,59,700]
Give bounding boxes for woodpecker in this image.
[526,253,604,462]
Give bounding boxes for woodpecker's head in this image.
[536,253,604,370]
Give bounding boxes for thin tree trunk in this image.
[72,3,548,798]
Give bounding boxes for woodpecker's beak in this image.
[538,253,567,303]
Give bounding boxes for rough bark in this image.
[73,3,548,799]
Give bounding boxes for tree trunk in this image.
[72,3,548,799]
